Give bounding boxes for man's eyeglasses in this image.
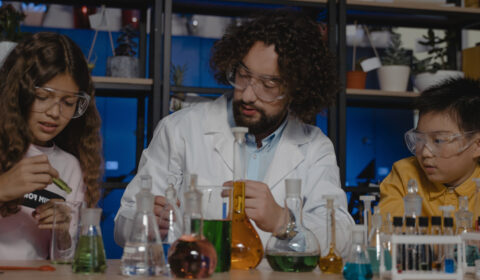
[32,86,90,119]
[226,62,285,103]
[404,128,478,158]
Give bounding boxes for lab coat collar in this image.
[263,116,311,190]
[203,94,312,189]
[204,94,235,172]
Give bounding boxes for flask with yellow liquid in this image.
[231,127,264,270]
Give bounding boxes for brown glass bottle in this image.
[231,181,264,269]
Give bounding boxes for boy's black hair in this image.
[415,77,480,133]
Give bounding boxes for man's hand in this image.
[224,180,287,233]
[0,155,59,202]
[154,195,180,239]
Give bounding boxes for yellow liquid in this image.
[319,247,343,274]
[231,181,264,270]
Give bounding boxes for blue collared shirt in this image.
[227,98,287,181]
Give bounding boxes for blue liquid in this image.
[343,262,373,280]
[163,243,171,263]
[367,247,392,274]
[445,259,454,273]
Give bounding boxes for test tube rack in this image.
[460,232,480,275]
[385,234,464,280]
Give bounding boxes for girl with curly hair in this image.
[0,32,103,260]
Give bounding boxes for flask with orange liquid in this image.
[231,127,264,269]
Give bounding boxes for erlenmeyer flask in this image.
[231,127,263,269]
[161,178,183,265]
[168,174,217,278]
[319,195,343,274]
[342,225,373,280]
[265,179,321,272]
[72,208,107,274]
[121,174,165,276]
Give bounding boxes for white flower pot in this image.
[377,65,410,92]
[414,70,464,92]
[0,41,17,67]
[106,56,139,78]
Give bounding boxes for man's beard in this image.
[232,100,287,136]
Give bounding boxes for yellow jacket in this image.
[379,157,480,220]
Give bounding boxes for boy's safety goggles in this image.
[404,128,478,158]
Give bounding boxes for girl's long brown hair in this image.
[0,32,103,215]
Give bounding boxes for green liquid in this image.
[196,219,232,272]
[266,253,319,272]
[72,235,107,274]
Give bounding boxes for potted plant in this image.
[170,63,188,112]
[377,30,411,92]
[0,4,25,66]
[347,57,367,89]
[413,28,463,92]
[106,24,139,78]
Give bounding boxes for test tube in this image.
[359,195,376,246]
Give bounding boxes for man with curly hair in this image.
[115,10,354,258]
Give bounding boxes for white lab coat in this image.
[115,94,354,258]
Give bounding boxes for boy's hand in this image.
[0,155,59,202]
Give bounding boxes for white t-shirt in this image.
[0,144,85,260]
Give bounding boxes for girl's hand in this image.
[0,155,59,202]
[33,199,70,230]
[34,199,72,250]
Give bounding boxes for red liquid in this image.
[168,235,217,278]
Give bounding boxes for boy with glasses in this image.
[379,78,480,219]
[116,10,354,258]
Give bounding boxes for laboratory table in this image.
[0,259,475,279]
[0,259,350,280]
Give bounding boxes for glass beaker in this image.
[265,179,321,272]
[50,200,82,264]
[198,185,233,272]
[343,225,373,280]
[231,127,263,270]
[72,208,107,274]
[168,174,217,278]
[121,174,165,276]
[319,195,343,274]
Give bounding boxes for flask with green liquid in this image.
[72,208,107,274]
[265,178,321,272]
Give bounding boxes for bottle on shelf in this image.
[161,178,183,265]
[455,196,473,234]
[231,127,263,270]
[343,225,373,280]
[72,208,107,274]
[442,217,455,273]
[318,194,342,274]
[430,216,443,271]
[392,216,405,272]
[121,174,165,276]
[404,179,422,219]
[417,216,432,271]
[404,217,417,271]
[168,174,217,278]
[265,179,321,272]
[367,206,391,275]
